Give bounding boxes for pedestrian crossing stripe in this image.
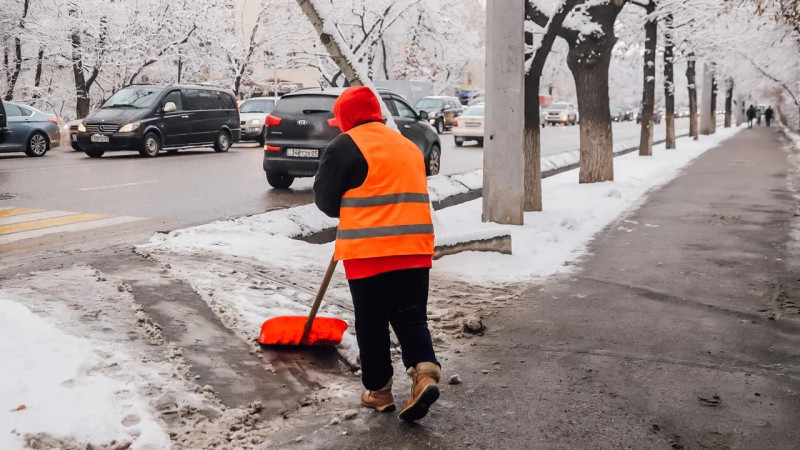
[0,207,145,245]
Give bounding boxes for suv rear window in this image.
[273,95,336,115]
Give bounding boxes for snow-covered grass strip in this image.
[432,126,744,283]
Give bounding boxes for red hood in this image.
[333,86,383,133]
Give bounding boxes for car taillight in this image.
[48,118,60,125]
[265,115,282,127]
[265,145,281,151]
[326,117,339,128]
[453,120,458,127]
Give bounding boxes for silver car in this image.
[546,102,579,126]
[239,97,276,146]
[0,100,61,157]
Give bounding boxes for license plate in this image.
[91,134,109,143]
[466,122,480,128]
[286,148,319,158]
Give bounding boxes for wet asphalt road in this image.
[290,127,800,448]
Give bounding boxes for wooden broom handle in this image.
[301,256,338,342]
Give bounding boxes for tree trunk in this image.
[724,79,733,128]
[523,0,577,212]
[639,1,657,156]
[4,37,22,101]
[568,48,615,183]
[686,55,698,140]
[663,13,675,149]
[70,9,90,119]
[32,47,44,100]
[565,3,622,183]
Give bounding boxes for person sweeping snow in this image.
[313,86,441,422]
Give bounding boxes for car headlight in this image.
[119,122,140,133]
[250,119,261,125]
[78,122,86,132]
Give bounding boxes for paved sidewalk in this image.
[297,127,800,448]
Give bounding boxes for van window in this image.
[217,91,236,110]
[185,89,214,110]
[163,91,183,111]
[273,95,336,115]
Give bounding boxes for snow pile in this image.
[433,126,744,283]
[0,298,170,450]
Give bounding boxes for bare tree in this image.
[686,53,698,139]
[528,0,626,183]
[663,12,676,148]
[524,0,580,211]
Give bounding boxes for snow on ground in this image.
[781,125,800,272]
[0,265,214,450]
[137,127,742,370]
[434,126,744,283]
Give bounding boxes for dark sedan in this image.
[263,87,441,189]
[0,100,60,157]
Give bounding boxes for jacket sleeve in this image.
[313,134,368,218]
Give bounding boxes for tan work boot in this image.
[361,379,395,412]
[398,362,440,421]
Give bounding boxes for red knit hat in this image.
[333,86,383,132]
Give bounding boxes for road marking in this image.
[0,208,43,217]
[79,180,158,191]
[0,215,143,245]
[0,210,76,225]
[0,213,109,235]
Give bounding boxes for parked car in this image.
[0,100,60,157]
[263,87,441,189]
[238,97,276,146]
[610,108,624,122]
[457,89,481,105]
[545,102,578,125]
[636,108,662,124]
[453,104,484,147]
[414,96,463,134]
[76,84,240,158]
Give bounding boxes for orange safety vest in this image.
[334,122,435,261]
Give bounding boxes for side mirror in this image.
[163,102,176,113]
[418,110,428,121]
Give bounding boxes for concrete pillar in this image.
[482,0,525,225]
[700,63,714,135]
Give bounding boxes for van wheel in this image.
[25,132,49,157]
[214,130,231,152]
[426,144,441,176]
[266,170,294,189]
[85,148,105,158]
[140,132,161,157]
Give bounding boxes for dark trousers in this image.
[348,268,439,391]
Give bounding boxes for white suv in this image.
[546,102,579,125]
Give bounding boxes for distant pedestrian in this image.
[756,107,762,126]
[765,106,774,127]
[747,105,756,128]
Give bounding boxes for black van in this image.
[77,84,240,158]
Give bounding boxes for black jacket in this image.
[314,133,368,218]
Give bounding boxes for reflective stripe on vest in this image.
[340,193,430,208]
[334,122,434,261]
